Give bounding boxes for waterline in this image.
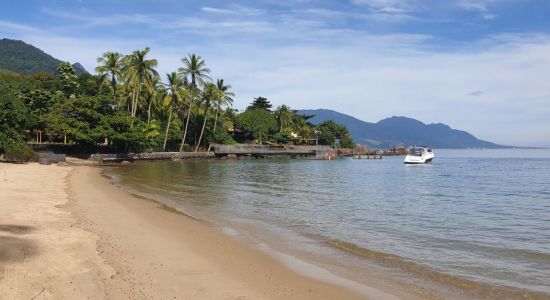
[106,149,550,298]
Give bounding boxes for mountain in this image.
[0,38,88,75]
[71,62,88,75]
[298,109,506,149]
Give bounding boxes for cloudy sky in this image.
[1,0,550,147]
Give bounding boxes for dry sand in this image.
[0,163,114,299]
[0,163,400,299]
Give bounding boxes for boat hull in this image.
[404,159,432,165]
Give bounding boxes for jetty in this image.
[86,145,338,163]
[210,144,336,160]
[89,152,215,163]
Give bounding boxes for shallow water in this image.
[107,149,550,298]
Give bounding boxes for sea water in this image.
[106,149,550,298]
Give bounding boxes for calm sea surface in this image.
[107,149,550,298]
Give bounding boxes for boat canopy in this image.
[409,147,426,156]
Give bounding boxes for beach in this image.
[0,162,392,299]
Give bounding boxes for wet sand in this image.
[0,163,400,299]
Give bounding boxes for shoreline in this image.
[102,158,550,300]
[3,161,547,299]
[0,162,394,299]
[74,165,402,299]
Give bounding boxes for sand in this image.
[0,163,397,299]
[0,163,114,299]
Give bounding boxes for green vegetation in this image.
[247,97,272,110]
[237,109,277,144]
[316,120,354,148]
[0,47,354,158]
[0,38,87,75]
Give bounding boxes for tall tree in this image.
[195,82,220,151]
[237,109,277,145]
[212,79,234,134]
[95,52,122,105]
[247,96,272,111]
[122,48,158,118]
[57,62,79,97]
[162,72,185,151]
[177,53,211,151]
[316,120,354,148]
[144,72,162,125]
[274,105,294,133]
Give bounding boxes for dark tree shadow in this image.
[0,224,34,235]
[0,236,37,263]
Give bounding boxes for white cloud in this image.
[457,0,493,12]
[458,2,486,11]
[0,20,40,32]
[201,5,266,16]
[352,0,414,13]
[41,8,159,28]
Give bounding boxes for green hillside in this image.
[0,38,87,75]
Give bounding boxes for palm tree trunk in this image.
[195,108,209,152]
[180,81,196,152]
[132,83,142,117]
[163,108,172,151]
[111,76,117,107]
[127,92,132,113]
[207,109,218,152]
[213,108,219,134]
[179,102,192,152]
[131,90,136,117]
[147,95,153,125]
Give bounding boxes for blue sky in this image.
[1,0,550,147]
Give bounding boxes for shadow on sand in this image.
[0,225,37,268]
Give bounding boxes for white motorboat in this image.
[404,147,434,164]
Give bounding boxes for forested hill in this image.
[0,38,87,75]
[298,109,506,149]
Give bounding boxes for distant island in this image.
[299,109,507,149]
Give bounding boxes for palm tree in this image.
[162,72,185,151]
[144,72,162,125]
[122,48,158,118]
[116,70,133,112]
[194,82,220,151]
[177,54,211,151]
[212,79,235,134]
[274,105,295,133]
[95,52,122,105]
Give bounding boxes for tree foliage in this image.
[0,47,356,159]
[317,120,354,148]
[247,97,272,111]
[237,109,277,144]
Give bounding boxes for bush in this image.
[2,141,35,162]
[273,130,292,144]
[209,130,236,145]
